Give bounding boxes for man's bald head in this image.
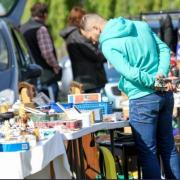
[80,13,106,31]
[80,13,107,44]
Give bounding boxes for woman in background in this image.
[60,6,107,93]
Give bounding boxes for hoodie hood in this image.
[99,17,135,44]
[60,26,77,39]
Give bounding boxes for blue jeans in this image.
[129,92,180,179]
[50,82,59,101]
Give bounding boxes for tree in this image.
[21,0,180,57]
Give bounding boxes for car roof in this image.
[0,0,26,26]
[140,10,180,29]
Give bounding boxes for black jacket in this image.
[60,26,107,91]
[20,18,61,85]
[159,15,177,53]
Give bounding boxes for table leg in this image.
[67,138,87,179]
[78,137,86,179]
[67,140,75,178]
[109,129,114,156]
[122,147,129,180]
[50,161,55,179]
[72,139,81,179]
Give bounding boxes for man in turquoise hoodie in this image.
[80,14,180,179]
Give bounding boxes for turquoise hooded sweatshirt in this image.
[99,17,170,99]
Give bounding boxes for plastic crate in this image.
[75,102,112,114]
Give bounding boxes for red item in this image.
[170,53,176,67]
[33,120,82,130]
[64,120,82,130]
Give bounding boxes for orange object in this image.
[68,93,101,104]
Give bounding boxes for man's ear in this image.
[80,29,89,38]
[80,29,85,35]
[92,25,101,33]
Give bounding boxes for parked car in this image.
[101,62,124,110]
[140,10,180,53]
[0,0,41,104]
[140,10,180,34]
[58,56,73,98]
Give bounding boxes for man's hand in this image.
[155,74,176,92]
[165,76,177,92]
[156,73,164,80]
[154,73,165,91]
[165,81,176,92]
[53,66,61,74]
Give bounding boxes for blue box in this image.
[0,142,30,152]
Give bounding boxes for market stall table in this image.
[61,121,129,140]
[0,132,71,179]
[60,120,129,179]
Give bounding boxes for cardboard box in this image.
[124,127,132,133]
[68,93,101,104]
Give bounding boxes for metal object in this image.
[155,77,180,91]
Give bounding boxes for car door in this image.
[0,0,39,104]
[0,20,19,104]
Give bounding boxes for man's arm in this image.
[37,26,60,74]
[151,31,171,77]
[102,46,155,88]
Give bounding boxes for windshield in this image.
[0,0,17,16]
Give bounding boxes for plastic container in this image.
[50,102,73,113]
[75,102,113,114]
[0,142,30,152]
[48,102,113,114]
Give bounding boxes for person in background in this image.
[176,18,180,60]
[159,14,177,53]
[80,14,180,179]
[20,2,61,101]
[60,6,107,93]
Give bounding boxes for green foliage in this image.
[64,0,82,11]
[84,0,115,19]
[20,0,180,56]
[47,0,67,47]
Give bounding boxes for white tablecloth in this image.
[0,132,72,179]
[60,120,129,140]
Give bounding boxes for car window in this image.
[0,0,17,16]
[141,12,180,31]
[0,30,8,71]
[11,28,31,67]
[10,28,34,81]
